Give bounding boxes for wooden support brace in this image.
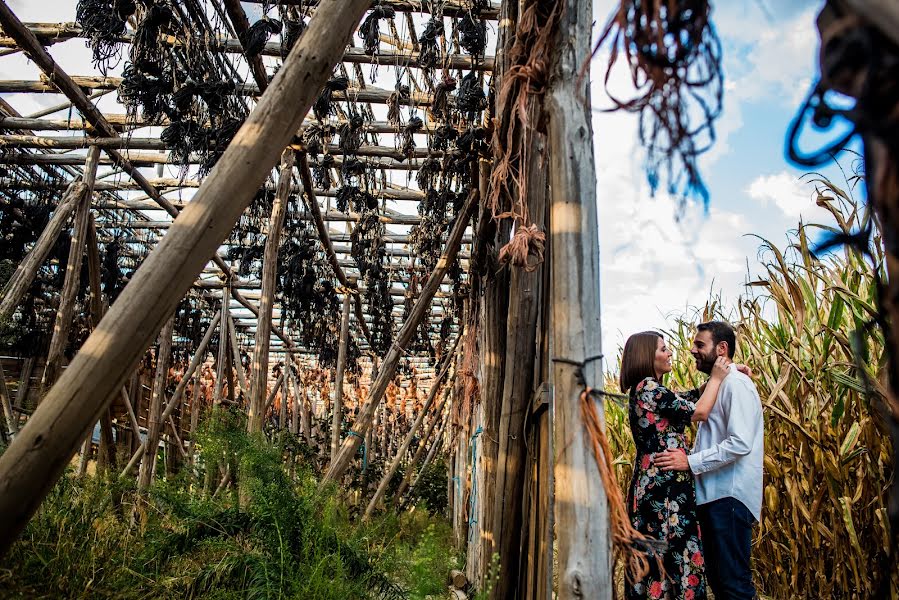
[322,184,476,485]
[248,150,294,432]
[0,181,86,321]
[0,0,373,555]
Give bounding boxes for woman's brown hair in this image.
[619,331,663,393]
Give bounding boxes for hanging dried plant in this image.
[589,0,723,205]
[75,0,126,73]
[358,5,396,55]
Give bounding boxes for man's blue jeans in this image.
[697,496,757,600]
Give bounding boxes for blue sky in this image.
[590,0,861,351]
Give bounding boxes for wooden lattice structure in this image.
[0,0,610,597]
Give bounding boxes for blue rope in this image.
[346,430,368,473]
[467,426,483,541]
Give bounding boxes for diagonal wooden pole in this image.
[0,0,372,554]
[0,181,86,321]
[322,186,477,486]
[40,145,99,392]
[394,385,452,503]
[120,312,220,477]
[138,316,176,491]
[364,339,458,518]
[248,150,295,431]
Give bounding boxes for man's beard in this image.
[694,350,716,374]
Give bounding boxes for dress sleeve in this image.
[636,380,696,427]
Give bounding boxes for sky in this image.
[588,0,856,352]
[0,0,857,355]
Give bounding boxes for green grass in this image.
[0,409,458,599]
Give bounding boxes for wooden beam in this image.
[40,146,99,391]
[322,181,477,485]
[365,338,457,518]
[0,76,447,108]
[0,181,86,320]
[0,24,495,70]
[221,0,269,93]
[0,0,372,555]
[330,294,351,460]
[248,151,294,432]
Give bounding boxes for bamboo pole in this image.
[394,385,451,503]
[546,0,609,594]
[227,315,249,398]
[0,362,17,437]
[364,337,458,517]
[405,412,449,501]
[138,315,175,491]
[213,286,231,406]
[321,186,477,485]
[331,294,351,460]
[0,0,372,555]
[248,150,294,432]
[40,145,99,391]
[0,181,86,320]
[119,312,220,477]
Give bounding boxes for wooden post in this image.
[0,181,86,320]
[490,107,548,599]
[289,364,300,435]
[546,0,610,595]
[227,316,249,398]
[40,145,99,392]
[0,0,370,555]
[278,366,288,429]
[331,293,351,460]
[138,315,175,492]
[213,286,230,406]
[248,150,295,432]
[0,362,17,437]
[394,385,451,503]
[405,413,449,502]
[364,345,457,518]
[322,187,477,486]
[189,377,202,454]
[119,312,220,477]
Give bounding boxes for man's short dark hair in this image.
[697,321,736,359]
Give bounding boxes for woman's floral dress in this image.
[625,377,706,600]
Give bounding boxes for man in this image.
[655,321,764,600]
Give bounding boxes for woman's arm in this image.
[690,357,730,422]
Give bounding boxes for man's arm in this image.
[686,381,761,475]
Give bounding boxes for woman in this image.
[620,331,731,600]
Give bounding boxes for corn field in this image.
[604,177,898,599]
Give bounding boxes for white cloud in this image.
[746,171,824,219]
[587,1,825,352]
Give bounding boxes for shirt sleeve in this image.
[687,381,762,475]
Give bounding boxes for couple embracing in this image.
[620,321,764,600]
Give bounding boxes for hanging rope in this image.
[581,387,665,586]
[585,0,723,208]
[467,425,483,541]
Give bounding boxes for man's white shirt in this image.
[687,363,764,521]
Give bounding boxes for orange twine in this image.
[579,387,665,589]
[497,223,546,272]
